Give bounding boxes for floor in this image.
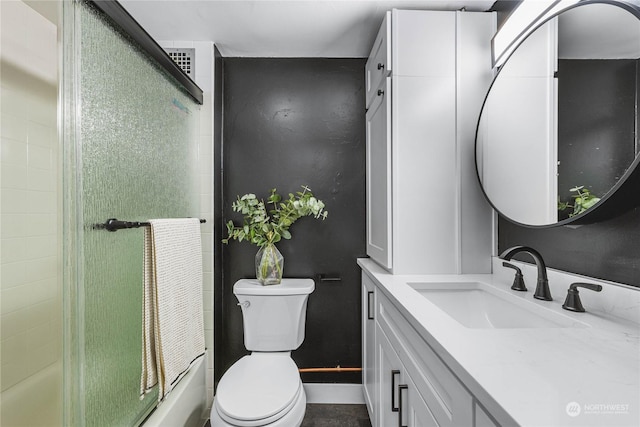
[205,404,372,427]
[301,404,372,427]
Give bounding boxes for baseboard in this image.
[303,383,365,404]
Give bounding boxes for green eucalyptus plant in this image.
[223,186,328,284]
[558,185,601,217]
[222,185,328,248]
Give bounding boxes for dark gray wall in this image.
[213,46,224,387]
[215,58,366,384]
[557,59,638,212]
[499,207,640,286]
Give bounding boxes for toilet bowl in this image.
[210,353,306,426]
[210,279,314,427]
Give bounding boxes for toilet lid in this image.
[215,353,301,425]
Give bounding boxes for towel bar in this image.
[94,218,206,232]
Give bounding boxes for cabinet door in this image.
[474,403,499,427]
[362,275,377,425]
[400,372,439,427]
[378,325,438,427]
[365,11,391,108]
[365,78,392,269]
[376,323,404,427]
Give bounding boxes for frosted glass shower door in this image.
[62,1,200,426]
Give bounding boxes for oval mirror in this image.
[476,1,640,227]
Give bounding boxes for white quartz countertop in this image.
[358,258,640,426]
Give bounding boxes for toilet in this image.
[210,278,315,426]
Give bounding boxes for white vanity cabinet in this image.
[376,322,439,426]
[363,273,438,427]
[362,271,501,427]
[475,403,500,427]
[361,274,378,425]
[376,289,473,426]
[365,10,496,274]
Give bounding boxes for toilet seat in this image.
[214,353,302,426]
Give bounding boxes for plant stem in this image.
[272,244,283,277]
[258,244,283,283]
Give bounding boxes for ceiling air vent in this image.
[165,48,195,79]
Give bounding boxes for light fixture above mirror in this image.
[492,0,580,68]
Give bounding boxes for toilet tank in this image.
[233,278,315,352]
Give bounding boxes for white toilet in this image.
[210,278,315,427]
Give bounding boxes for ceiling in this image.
[119,0,496,57]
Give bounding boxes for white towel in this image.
[141,218,205,401]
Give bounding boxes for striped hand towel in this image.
[141,218,205,401]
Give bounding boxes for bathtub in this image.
[142,351,208,427]
[0,362,62,426]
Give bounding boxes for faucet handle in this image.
[502,262,527,291]
[562,282,603,312]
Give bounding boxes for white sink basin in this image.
[408,282,588,329]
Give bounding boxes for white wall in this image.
[0,1,62,425]
[159,40,216,411]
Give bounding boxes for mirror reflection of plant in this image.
[222,185,328,248]
[557,186,600,217]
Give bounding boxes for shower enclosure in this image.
[2,1,203,425]
[63,0,202,424]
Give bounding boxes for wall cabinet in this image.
[364,10,496,274]
[365,78,392,268]
[362,272,499,427]
[365,12,391,107]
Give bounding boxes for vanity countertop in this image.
[358,258,640,426]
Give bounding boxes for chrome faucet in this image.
[499,246,553,301]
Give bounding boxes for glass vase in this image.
[255,244,284,285]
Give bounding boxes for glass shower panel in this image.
[63,1,200,426]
